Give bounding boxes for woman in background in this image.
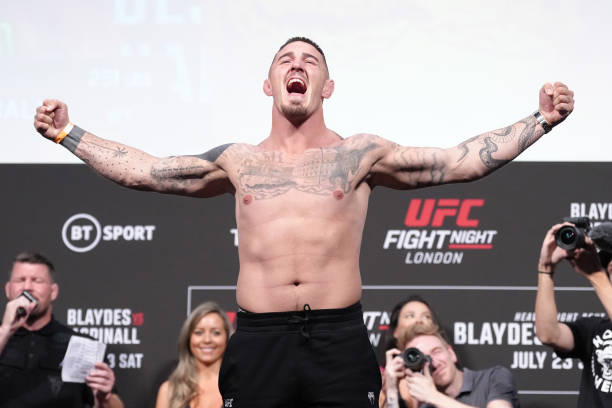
[156,301,232,408]
[384,295,443,351]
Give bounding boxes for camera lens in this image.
[559,227,576,245]
[402,347,431,372]
[555,225,586,250]
[405,349,420,363]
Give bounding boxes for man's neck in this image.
[265,106,339,154]
[442,368,464,398]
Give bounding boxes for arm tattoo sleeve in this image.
[195,143,234,162]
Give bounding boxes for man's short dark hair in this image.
[276,36,327,67]
[11,252,55,280]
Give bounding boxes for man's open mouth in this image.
[287,78,307,94]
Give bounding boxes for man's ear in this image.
[322,79,335,99]
[263,79,273,96]
[50,283,59,302]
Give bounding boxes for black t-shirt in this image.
[0,318,94,408]
[556,317,612,408]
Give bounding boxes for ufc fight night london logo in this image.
[382,198,498,265]
[62,213,156,253]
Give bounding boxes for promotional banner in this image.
[1,162,610,407]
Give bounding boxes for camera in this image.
[555,217,591,250]
[402,347,432,372]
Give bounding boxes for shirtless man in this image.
[34,37,574,408]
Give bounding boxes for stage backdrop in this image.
[1,162,611,407]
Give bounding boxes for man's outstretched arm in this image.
[370,82,574,188]
[33,99,234,197]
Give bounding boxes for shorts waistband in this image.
[236,302,363,330]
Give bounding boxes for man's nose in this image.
[23,279,33,290]
[291,58,305,71]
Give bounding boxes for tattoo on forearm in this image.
[517,116,537,153]
[82,140,129,157]
[237,141,378,199]
[456,135,478,163]
[479,136,510,168]
[477,116,538,168]
[428,152,446,184]
[113,147,128,158]
[492,125,513,139]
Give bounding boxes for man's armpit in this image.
[195,143,234,162]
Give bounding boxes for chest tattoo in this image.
[236,143,378,199]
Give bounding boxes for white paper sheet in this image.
[61,335,106,383]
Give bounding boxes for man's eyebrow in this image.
[302,52,320,62]
[276,51,320,63]
[276,51,295,61]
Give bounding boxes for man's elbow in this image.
[452,165,489,183]
[535,326,560,346]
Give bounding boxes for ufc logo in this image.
[404,199,484,227]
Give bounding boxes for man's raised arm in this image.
[33,99,233,198]
[370,82,574,188]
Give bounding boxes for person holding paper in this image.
[0,251,123,408]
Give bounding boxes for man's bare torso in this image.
[219,134,385,312]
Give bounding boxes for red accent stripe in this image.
[448,244,492,249]
[378,325,389,331]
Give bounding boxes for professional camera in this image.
[555,217,591,250]
[402,347,432,372]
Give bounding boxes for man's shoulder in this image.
[465,365,515,386]
[342,133,386,145]
[566,316,611,332]
[336,134,397,158]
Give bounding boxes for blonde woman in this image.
[156,302,232,408]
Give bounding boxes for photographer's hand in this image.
[538,223,571,275]
[568,236,612,320]
[405,364,476,408]
[568,236,604,277]
[382,349,407,408]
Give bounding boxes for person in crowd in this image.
[0,252,123,408]
[385,295,444,351]
[156,301,232,408]
[535,222,612,407]
[34,35,573,407]
[382,323,519,408]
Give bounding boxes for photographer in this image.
[535,222,612,407]
[382,323,518,408]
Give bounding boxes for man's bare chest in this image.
[229,142,379,200]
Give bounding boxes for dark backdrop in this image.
[2,162,610,407]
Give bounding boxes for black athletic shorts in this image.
[219,302,381,408]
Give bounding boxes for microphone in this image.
[15,290,37,320]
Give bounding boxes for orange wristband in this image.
[55,122,74,144]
